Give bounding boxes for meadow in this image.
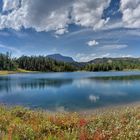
[0,69,33,75]
[0,105,139,140]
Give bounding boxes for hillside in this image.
[88,57,140,64]
[85,57,140,71]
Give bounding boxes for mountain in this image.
[88,57,140,64]
[47,54,75,63]
[84,57,140,71]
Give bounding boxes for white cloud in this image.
[0,0,72,33]
[0,44,21,54]
[1,0,140,36]
[120,0,140,28]
[72,0,111,30]
[126,29,140,36]
[119,54,133,58]
[2,0,20,11]
[55,28,68,35]
[102,44,128,50]
[75,53,111,62]
[75,52,135,62]
[0,0,111,35]
[103,21,124,30]
[87,40,99,46]
[100,53,110,57]
[76,53,96,62]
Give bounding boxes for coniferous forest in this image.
[84,58,140,71]
[0,52,17,71]
[0,53,76,72]
[0,53,140,72]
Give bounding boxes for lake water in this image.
[0,71,140,112]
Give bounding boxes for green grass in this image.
[0,105,139,140]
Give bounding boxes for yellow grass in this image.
[0,69,34,75]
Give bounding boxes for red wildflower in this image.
[79,118,88,127]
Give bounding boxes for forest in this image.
[0,52,17,71]
[0,53,140,72]
[85,57,140,71]
[0,53,76,72]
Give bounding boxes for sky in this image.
[0,0,140,62]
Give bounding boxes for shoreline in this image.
[0,69,36,75]
[0,69,140,75]
[1,101,140,115]
[77,101,140,116]
[52,101,140,115]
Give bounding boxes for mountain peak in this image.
[47,54,75,63]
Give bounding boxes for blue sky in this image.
[0,0,140,62]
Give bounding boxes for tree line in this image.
[17,55,76,72]
[0,53,76,72]
[0,53,140,72]
[84,60,140,71]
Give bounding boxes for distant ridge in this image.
[88,57,140,64]
[47,54,75,63]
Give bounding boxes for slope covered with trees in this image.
[0,53,76,72]
[85,58,140,71]
[17,56,76,72]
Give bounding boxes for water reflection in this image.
[20,79,73,90]
[0,72,140,111]
[89,95,100,103]
[0,77,73,92]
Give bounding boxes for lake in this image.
[0,71,140,112]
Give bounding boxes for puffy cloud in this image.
[23,0,72,32]
[120,0,140,28]
[87,40,99,46]
[1,0,140,35]
[0,0,111,34]
[76,53,96,62]
[0,0,72,32]
[72,0,111,30]
[75,53,111,62]
[55,28,68,35]
[2,0,20,11]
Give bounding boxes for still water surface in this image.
[0,71,140,111]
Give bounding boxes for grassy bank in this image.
[0,106,139,140]
[0,69,33,75]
